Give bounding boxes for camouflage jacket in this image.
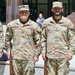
[5,19,41,60]
[41,16,75,59]
[0,21,4,52]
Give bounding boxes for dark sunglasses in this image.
[19,10,29,14]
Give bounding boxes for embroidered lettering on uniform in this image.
[50,21,55,24]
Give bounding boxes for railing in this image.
[0,61,10,75]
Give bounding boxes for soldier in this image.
[41,1,75,75]
[0,21,4,58]
[0,21,8,74]
[5,5,41,75]
[0,21,8,60]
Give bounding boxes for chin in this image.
[21,20,27,22]
[21,17,27,20]
[55,14,60,16]
[21,16,27,19]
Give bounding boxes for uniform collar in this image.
[50,16,65,24]
[16,19,30,26]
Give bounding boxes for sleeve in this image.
[5,23,13,52]
[0,21,4,52]
[33,24,42,58]
[68,20,75,56]
[41,23,47,54]
[0,21,2,25]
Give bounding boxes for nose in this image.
[23,12,26,14]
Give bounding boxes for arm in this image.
[5,24,13,74]
[5,24,13,57]
[67,21,75,61]
[0,21,4,58]
[33,24,42,62]
[41,24,47,60]
[41,24,48,75]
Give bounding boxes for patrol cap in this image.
[19,5,29,11]
[52,1,63,8]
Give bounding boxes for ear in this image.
[18,12,20,15]
[61,8,64,12]
[51,8,53,12]
[28,12,30,15]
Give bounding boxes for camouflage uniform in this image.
[5,19,41,75]
[0,21,6,75]
[41,16,75,75]
[0,21,4,52]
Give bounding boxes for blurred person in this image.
[0,21,8,75]
[0,21,8,61]
[41,1,75,75]
[5,5,41,75]
[36,11,45,28]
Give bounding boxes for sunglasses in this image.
[19,10,29,14]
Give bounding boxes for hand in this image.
[8,52,10,59]
[66,55,72,61]
[0,52,3,58]
[34,56,38,63]
[42,53,46,61]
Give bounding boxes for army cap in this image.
[52,1,63,8]
[19,5,29,11]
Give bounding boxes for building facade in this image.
[0,0,75,23]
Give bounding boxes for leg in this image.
[57,58,69,75]
[47,59,57,75]
[12,59,24,75]
[23,60,35,75]
[12,60,35,75]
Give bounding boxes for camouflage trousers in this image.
[47,58,69,75]
[12,59,35,75]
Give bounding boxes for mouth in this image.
[21,16,27,19]
[21,14,27,17]
[54,12,60,16]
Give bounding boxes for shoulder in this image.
[29,19,42,31]
[62,16,74,29]
[42,17,52,27]
[62,16,73,23]
[41,18,45,21]
[0,21,2,28]
[29,19,39,26]
[0,21,2,25]
[0,21,3,31]
[7,19,18,27]
[43,17,52,23]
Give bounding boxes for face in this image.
[51,7,63,16]
[39,13,43,18]
[18,10,30,22]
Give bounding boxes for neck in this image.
[53,15,62,23]
[19,18,29,24]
